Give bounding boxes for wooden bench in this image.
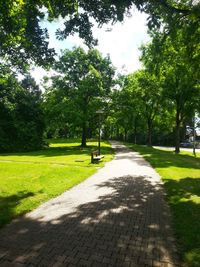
[91,151,104,163]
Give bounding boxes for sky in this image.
[31,8,150,85]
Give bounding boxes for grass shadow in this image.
[0,191,37,228]
[125,143,200,266]
[164,178,200,267]
[127,144,200,170]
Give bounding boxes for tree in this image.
[109,89,132,142]
[107,70,166,146]
[124,70,163,146]
[141,29,200,152]
[108,75,143,143]
[43,47,115,146]
[0,1,199,67]
[0,1,55,69]
[0,66,45,151]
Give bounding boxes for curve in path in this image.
[0,141,180,267]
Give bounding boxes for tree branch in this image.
[159,0,191,16]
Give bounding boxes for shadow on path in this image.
[0,175,179,267]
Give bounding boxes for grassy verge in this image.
[126,144,200,267]
[0,139,113,228]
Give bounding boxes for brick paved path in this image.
[0,142,180,267]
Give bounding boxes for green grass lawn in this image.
[126,144,200,267]
[0,139,113,228]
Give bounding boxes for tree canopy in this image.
[140,25,200,152]
[0,0,199,67]
[43,47,115,146]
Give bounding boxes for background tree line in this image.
[0,66,44,151]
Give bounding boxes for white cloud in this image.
[32,8,150,86]
[93,9,150,73]
[31,67,47,82]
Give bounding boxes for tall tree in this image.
[125,70,163,146]
[109,76,143,143]
[141,29,200,152]
[43,47,115,146]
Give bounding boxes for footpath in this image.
[0,141,180,267]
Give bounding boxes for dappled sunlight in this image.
[163,178,200,266]
[165,178,200,203]
[0,175,179,266]
[127,143,200,266]
[129,144,200,171]
[148,224,160,230]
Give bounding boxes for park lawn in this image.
[0,139,113,228]
[0,139,113,167]
[126,144,200,267]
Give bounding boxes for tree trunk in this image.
[87,123,92,138]
[175,110,180,153]
[134,117,137,144]
[116,126,120,140]
[182,121,186,141]
[147,119,152,147]
[81,121,87,147]
[124,128,127,142]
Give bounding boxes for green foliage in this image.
[0,66,44,152]
[107,75,142,142]
[0,1,55,69]
[43,47,115,146]
[126,144,200,267]
[103,21,199,147]
[0,139,113,227]
[0,0,199,68]
[140,26,200,152]
[109,70,166,145]
[128,70,164,145]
